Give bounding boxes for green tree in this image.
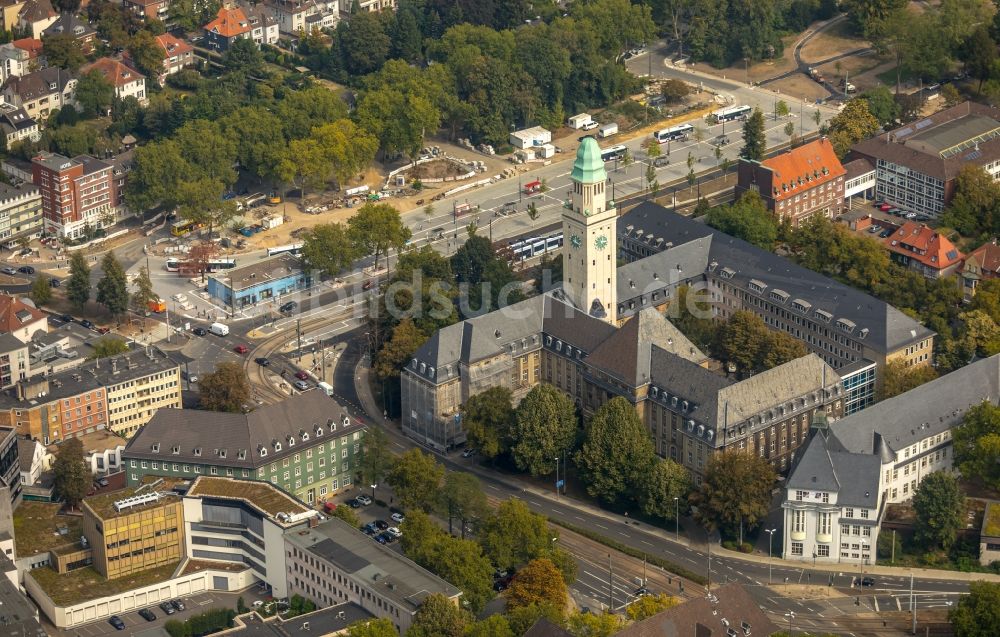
[949,581,1000,637]
[359,425,391,492]
[43,33,86,71]
[329,503,361,528]
[775,100,790,118]
[130,265,158,313]
[277,86,349,141]
[704,191,778,249]
[692,449,776,540]
[222,37,264,75]
[639,458,690,521]
[506,604,565,637]
[348,203,412,270]
[276,138,330,197]
[313,119,379,187]
[913,471,964,551]
[963,26,997,92]
[877,360,939,400]
[437,471,488,536]
[52,437,88,508]
[478,499,554,570]
[126,140,189,213]
[339,11,391,76]
[301,223,361,277]
[783,121,796,146]
[626,593,679,621]
[220,106,286,180]
[198,361,251,412]
[953,402,1000,491]
[739,108,765,161]
[465,616,514,637]
[175,178,239,238]
[566,611,622,637]
[347,618,398,637]
[826,99,880,157]
[576,397,655,506]
[29,275,51,306]
[128,30,166,80]
[941,165,1000,238]
[76,70,116,117]
[89,337,129,359]
[507,558,567,612]
[661,78,690,103]
[66,251,91,311]
[96,252,129,320]
[462,386,515,461]
[511,383,577,476]
[406,593,470,637]
[860,86,900,126]
[386,448,444,511]
[373,319,429,385]
[842,0,907,42]
[174,119,238,186]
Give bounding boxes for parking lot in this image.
[50,589,269,636]
[339,490,407,556]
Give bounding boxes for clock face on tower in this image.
[595,235,608,250]
[570,234,582,248]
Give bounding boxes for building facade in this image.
[882,221,963,279]
[123,391,363,505]
[207,253,310,312]
[264,0,338,35]
[82,489,184,579]
[32,151,121,239]
[204,4,279,52]
[84,58,146,106]
[154,33,195,82]
[959,239,1000,301]
[284,518,461,635]
[0,181,41,246]
[0,67,76,122]
[735,137,846,225]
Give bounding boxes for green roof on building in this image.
[571,137,607,184]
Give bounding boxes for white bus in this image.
[267,243,304,257]
[164,257,237,272]
[600,144,628,162]
[653,123,694,143]
[712,105,753,123]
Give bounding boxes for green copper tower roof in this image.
[571,137,607,184]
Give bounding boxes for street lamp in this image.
[554,457,560,501]
[765,528,776,585]
[784,611,795,637]
[370,483,377,501]
[673,497,679,541]
[857,539,869,606]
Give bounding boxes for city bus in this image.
[170,219,202,237]
[164,257,237,272]
[653,123,694,143]
[267,243,304,257]
[600,145,628,162]
[712,104,753,123]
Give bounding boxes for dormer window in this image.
[193,447,202,456]
[770,289,789,303]
[238,449,247,460]
[274,442,282,452]
[172,445,180,454]
[315,426,323,436]
[301,431,309,442]
[288,436,295,447]
[259,447,267,457]
[814,309,833,323]
[748,279,766,294]
[219,449,227,458]
[151,443,160,453]
[791,299,811,313]
[836,318,856,333]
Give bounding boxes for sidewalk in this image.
[351,356,1000,584]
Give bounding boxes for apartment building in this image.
[203,4,279,52]
[32,151,120,239]
[852,101,1000,217]
[264,0,339,35]
[82,486,184,579]
[0,66,76,122]
[0,294,46,343]
[0,426,20,507]
[735,137,846,225]
[123,391,364,505]
[102,352,181,438]
[183,476,317,598]
[351,0,394,12]
[0,105,39,146]
[284,517,461,635]
[0,182,41,248]
[41,13,96,54]
[122,0,170,21]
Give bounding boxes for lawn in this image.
[13,503,81,557]
[187,477,308,518]
[30,561,181,607]
[984,502,1000,537]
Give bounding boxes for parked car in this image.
[387,526,402,538]
[879,229,892,238]
[391,512,405,524]
[868,225,881,234]
[356,494,373,506]
[295,370,309,380]
[713,135,730,146]
[1,267,16,276]
[280,301,298,314]
[80,319,94,330]
[255,357,270,366]
[59,314,73,323]
[462,448,476,458]
[234,344,249,354]
[96,327,110,334]
[159,601,176,615]
[859,576,875,587]
[193,327,207,336]
[348,499,362,509]
[49,278,60,287]
[374,519,389,530]
[362,522,378,535]
[293,379,310,391]
[171,599,186,611]
[108,615,126,630]
[17,265,33,274]
[375,533,389,544]
[138,608,156,622]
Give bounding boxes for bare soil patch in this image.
[799,19,869,64]
[407,158,471,180]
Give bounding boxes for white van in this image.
[317,381,334,397]
[209,322,229,336]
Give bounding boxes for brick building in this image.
[32,151,120,239]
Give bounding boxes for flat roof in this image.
[209,253,303,293]
[83,476,185,520]
[223,603,373,637]
[284,518,461,612]
[186,476,312,524]
[908,114,1000,157]
[13,501,82,557]
[49,429,126,455]
[0,572,46,636]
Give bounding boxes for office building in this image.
[207,253,310,312]
[32,151,122,239]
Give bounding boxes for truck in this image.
[147,300,166,313]
[808,67,824,84]
[209,322,229,336]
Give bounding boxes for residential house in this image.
[882,221,963,279]
[350,0,394,12]
[285,517,462,635]
[735,137,846,226]
[14,0,57,39]
[851,101,1000,217]
[0,294,47,343]
[203,4,279,52]
[153,33,194,82]
[83,58,146,106]
[123,390,365,505]
[0,42,34,83]
[0,104,39,145]
[960,239,1000,301]
[16,436,42,486]
[264,0,338,36]
[0,181,41,248]
[122,0,169,21]
[10,38,42,65]
[41,13,96,55]
[0,66,75,121]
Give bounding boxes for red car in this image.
[295,370,309,380]
[234,345,249,354]
[879,203,892,212]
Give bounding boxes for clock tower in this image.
[561,137,617,323]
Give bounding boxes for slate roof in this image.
[523,617,574,637]
[843,157,875,180]
[831,353,1000,456]
[124,390,363,468]
[616,583,778,637]
[41,12,95,39]
[155,33,193,59]
[788,429,882,508]
[618,202,934,356]
[2,67,72,102]
[616,235,712,310]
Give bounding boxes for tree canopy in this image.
[511,384,577,476]
[950,581,1000,637]
[576,397,656,506]
[692,449,776,539]
[52,437,89,508]
[198,362,251,413]
[704,191,778,250]
[953,401,1000,491]
[913,471,964,551]
[386,449,444,511]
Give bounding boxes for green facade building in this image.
[122,391,364,505]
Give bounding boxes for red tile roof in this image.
[204,6,250,38]
[966,240,1000,276]
[155,33,193,58]
[884,221,963,271]
[84,57,144,87]
[0,295,45,333]
[11,38,42,58]
[762,137,846,202]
